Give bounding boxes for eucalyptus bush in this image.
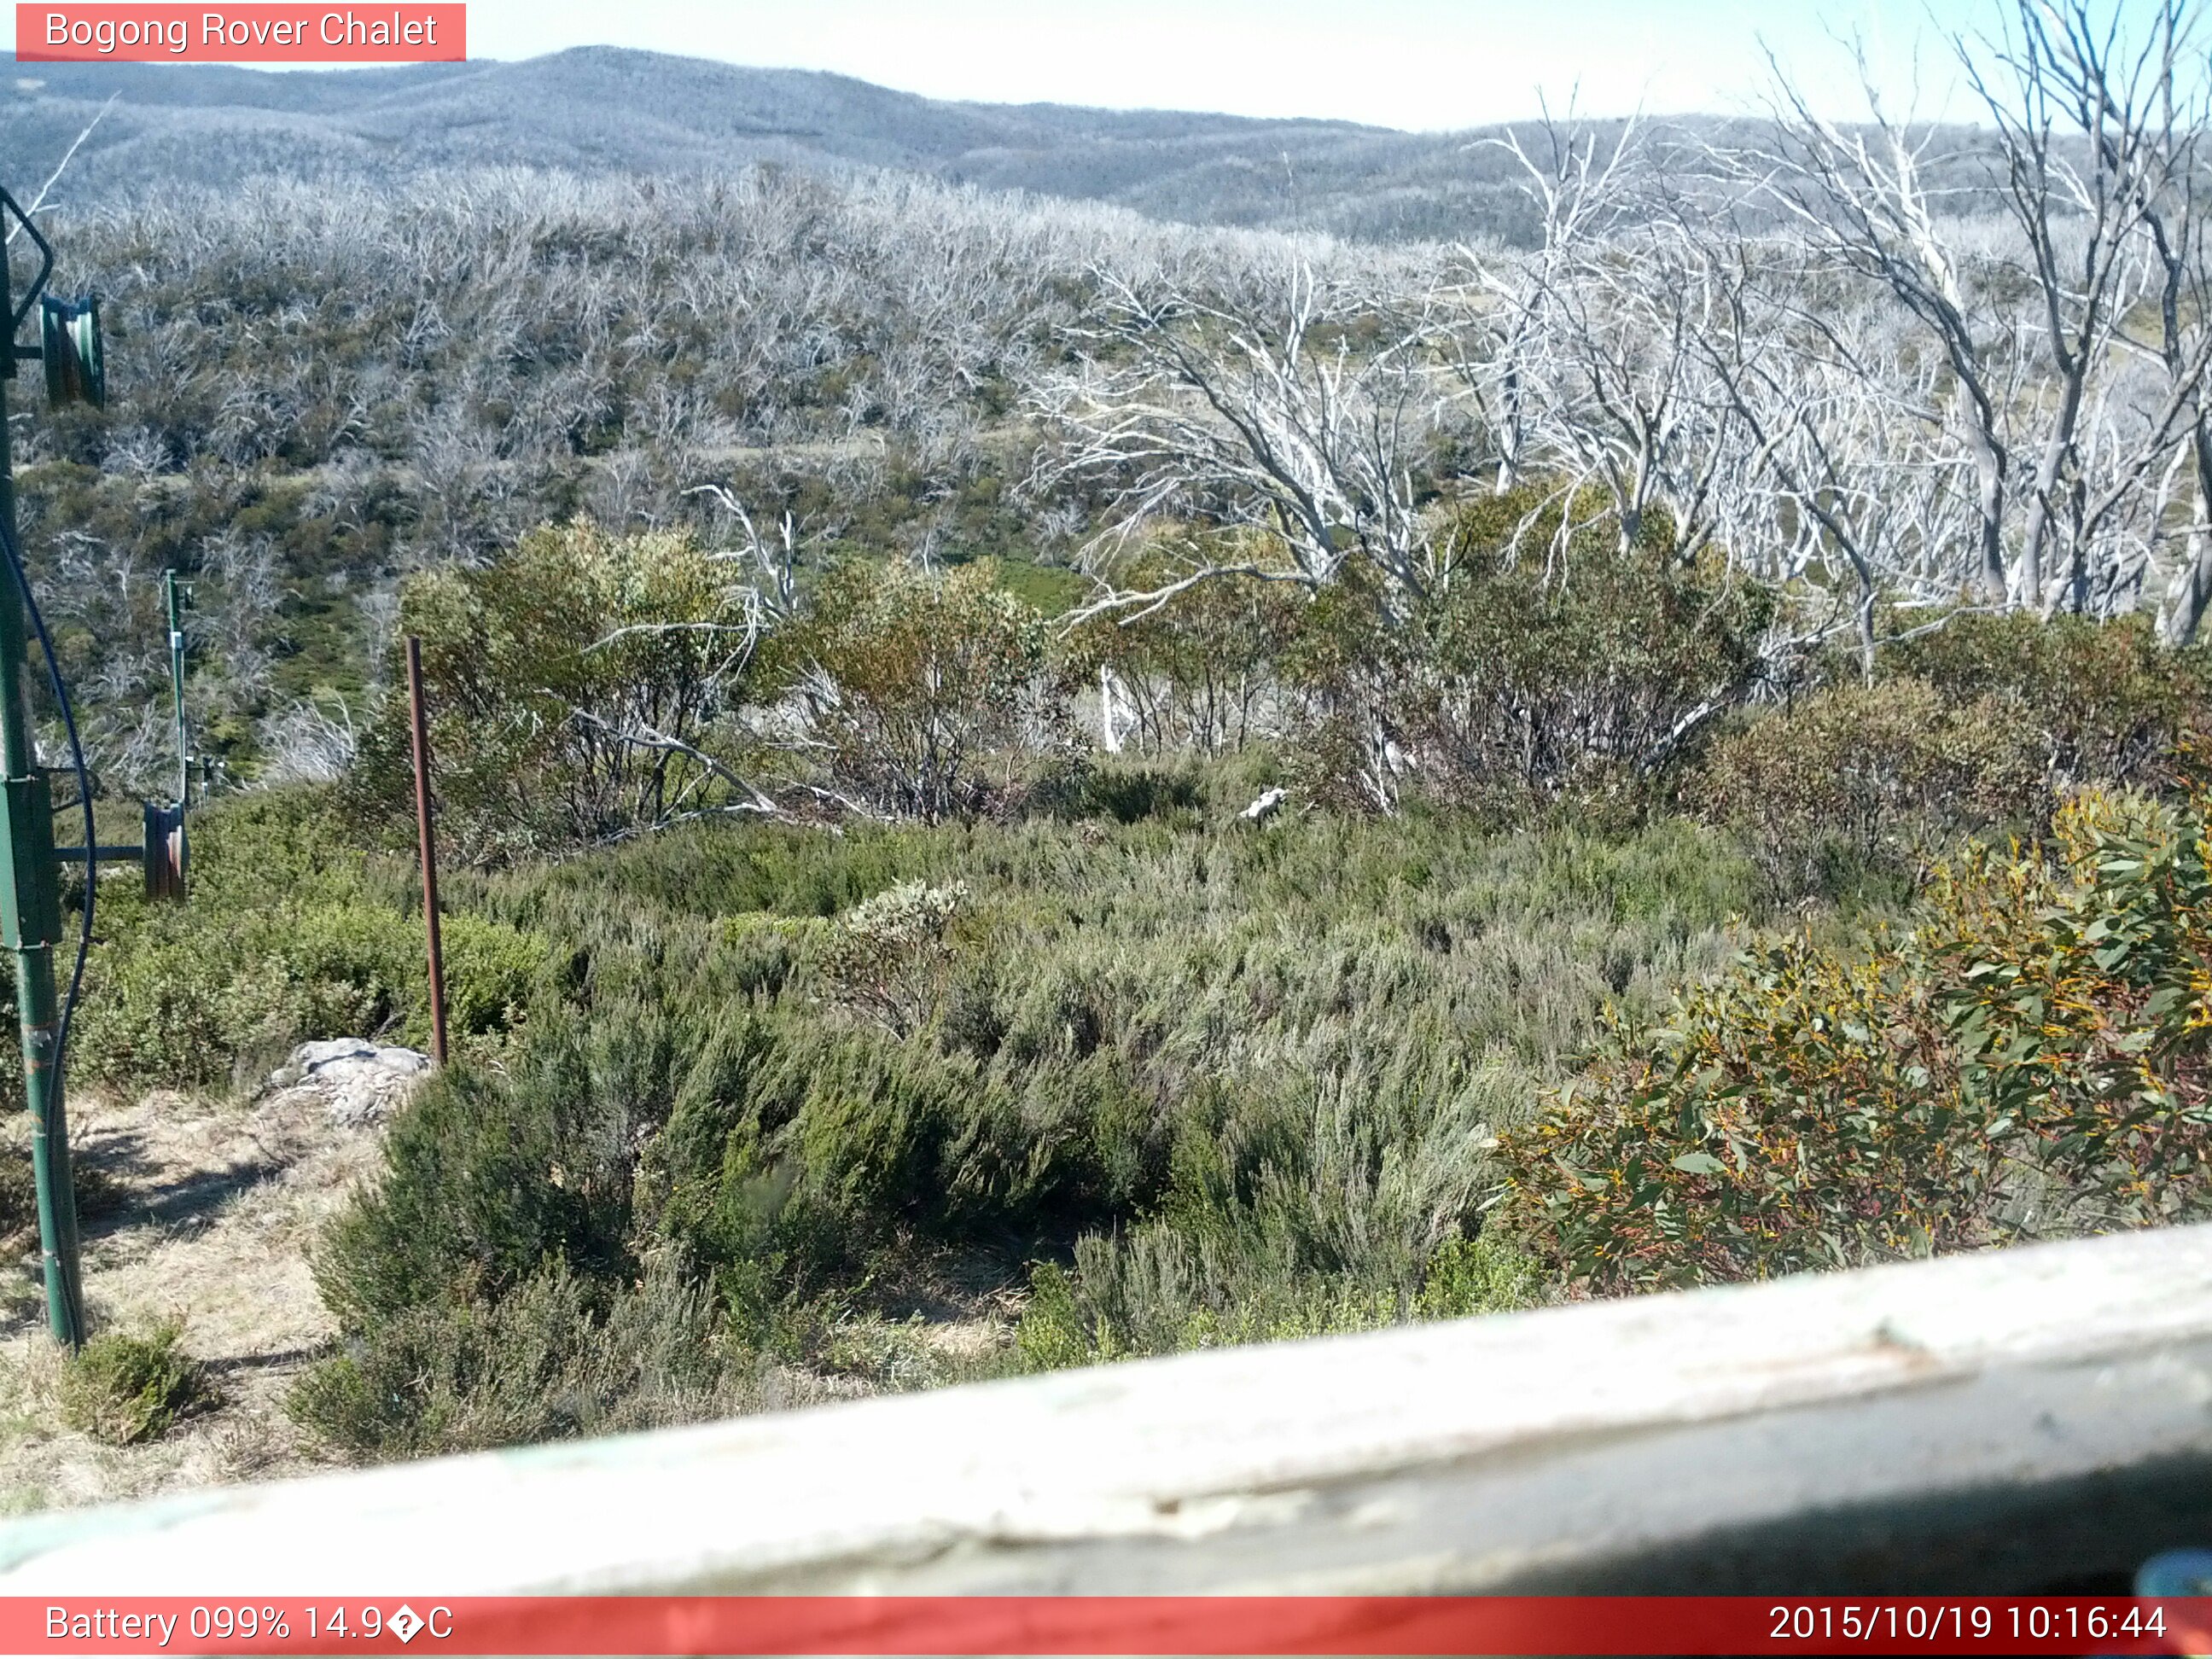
[353,523,776,863]
[1500,783,2212,1294]
[777,559,1069,821]
[1892,611,2212,789]
[1286,487,1774,815]
[1694,677,2046,901]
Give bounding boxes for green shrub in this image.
[1009,1060,1534,1364]
[290,1261,742,1462]
[639,1009,1124,1314]
[1415,1232,1545,1318]
[775,560,1069,821]
[1891,611,2212,789]
[312,1022,643,1330]
[714,911,824,999]
[1013,1264,1098,1371]
[1012,1243,1408,1365]
[305,775,1773,1442]
[438,912,556,1038]
[71,792,547,1092]
[1695,678,2045,900]
[1286,486,1774,815]
[1500,783,2212,1295]
[1013,1220,1545,1365]
[1057,762,1209,826]
[60,1320,216,1445]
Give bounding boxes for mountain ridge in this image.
[0,44,1555,242]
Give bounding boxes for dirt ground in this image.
[0,1077,1025,1518]
[0,1084,386,1514]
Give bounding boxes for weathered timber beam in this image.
[2,1224,2209,1594]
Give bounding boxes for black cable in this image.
[0,510,94,1081]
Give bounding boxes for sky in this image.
[450,0,1999,130]
[0,0,2115,130]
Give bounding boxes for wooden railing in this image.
[3,1224,2209,1594]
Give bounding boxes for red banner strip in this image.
[4,1597,2211,1656]
[15,6,464,62]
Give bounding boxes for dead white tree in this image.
[1032,255,1464,617]
[4,93,115,244]
[2083,0,2212,643]
[1447,114,1643,498]
[1447,120,1790,583]
[1693,228,1983,672]
[1755,50,2022,605]
[1517,216,1748,562]
[259,696,360,786]
[1758,1,2212,622]
[1965,0,2194,615]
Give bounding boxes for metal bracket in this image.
[0,775,58,950]
[55,843,150,864]
[0,188,53,344]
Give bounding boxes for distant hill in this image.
[0,46,1563,242]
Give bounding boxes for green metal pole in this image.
[0,242,84,1350]
[165,571,186,809]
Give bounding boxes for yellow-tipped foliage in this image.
[1502,782,2212,1293]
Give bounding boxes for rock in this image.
[1239,787,1289,823]
[265,1039,432,1127]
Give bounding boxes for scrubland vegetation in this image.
[51,591,2212,1463]
[11,0,2212,1472]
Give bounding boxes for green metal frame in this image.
[0,189,183,1348]
[0,188,111,1348]
[0,217,82,1347]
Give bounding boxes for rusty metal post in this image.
[405,636,449,1068]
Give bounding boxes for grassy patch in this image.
[71,789,547,1093]
[274,763,1771,1458]
[58,1322,217,1447]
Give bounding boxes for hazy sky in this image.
[452,0,2000,129]
[0,0,2104,129]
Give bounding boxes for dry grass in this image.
[0,1084,387,1513]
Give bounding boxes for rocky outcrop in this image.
[264,1039,431,1127]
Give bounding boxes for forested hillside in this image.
[12,0,2212,1480]
[18,165,1176,792]
[3,47,1563,242]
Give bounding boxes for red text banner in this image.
[16,5,464,61]
[3,1596,2211,1656]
